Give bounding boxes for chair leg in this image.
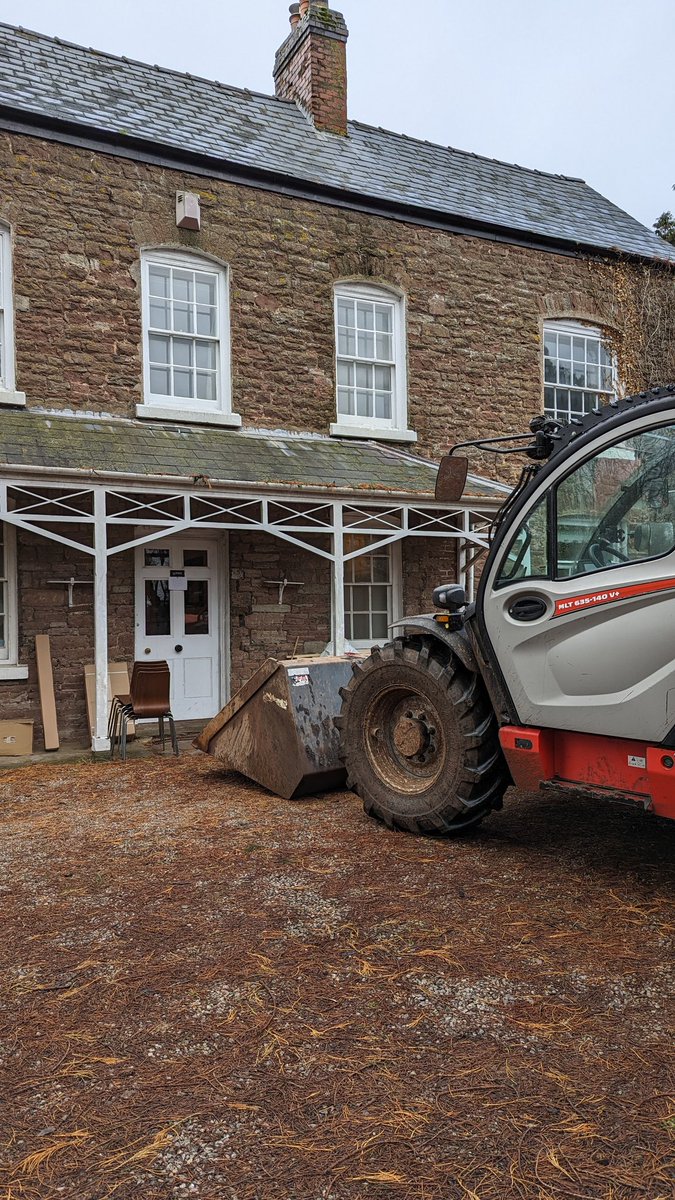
[159,715,165,751]
[108,697,119,759]
[168,713,179,757]
[113,703,122,760]
[115,703,125,759]
[120,712,128,761]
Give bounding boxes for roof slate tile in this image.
[0,411,505,501]
[0,23,673,263]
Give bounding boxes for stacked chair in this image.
[109,660,179,760]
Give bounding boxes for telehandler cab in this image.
[337,385,675,833]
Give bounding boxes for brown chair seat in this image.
[109,660,178,759]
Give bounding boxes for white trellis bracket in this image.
[46,576,94,607]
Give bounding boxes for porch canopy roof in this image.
[0,409,506,502]
[0,410,508,751]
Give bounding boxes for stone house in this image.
[0,1,673,749]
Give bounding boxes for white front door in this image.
[135,539,221,720]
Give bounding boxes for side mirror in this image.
[432,584,466,611]
[435,455,469,502]
[633,520,674,556]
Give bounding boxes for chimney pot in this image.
[289,3,300,27]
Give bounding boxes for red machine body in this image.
[499,725,675,820]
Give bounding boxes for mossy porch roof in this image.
[0,410,506,501]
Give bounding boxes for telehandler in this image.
[337,386,675,833]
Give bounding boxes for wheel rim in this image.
[363,685,448,794]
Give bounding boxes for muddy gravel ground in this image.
[0,755,673,1200]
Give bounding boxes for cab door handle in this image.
[508,595,547,622]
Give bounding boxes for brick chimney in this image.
[274,1,349,137]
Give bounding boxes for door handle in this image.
[174,644,184,653]
[508,595,547,622]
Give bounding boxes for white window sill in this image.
[0,664,29,680]
[136,404,242,428]
[0,389,26,407]
[330,423,417,444]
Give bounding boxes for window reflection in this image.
[543,322,615,422]
[344,536,392,642]
[556,424,675,577]
[145,579,170,636]
[185,580,209,635]
[498,497,549,584]
[144,548,170,567]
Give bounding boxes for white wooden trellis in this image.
[0,477,502,751]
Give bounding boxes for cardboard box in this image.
[0,720,34,756]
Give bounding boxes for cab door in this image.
[480,417,675,743]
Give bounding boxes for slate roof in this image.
[0,410,506,501]
[0,23,673,264]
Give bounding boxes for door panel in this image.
[135,540,220,720]
[482,416,675,743]
[488,567,675,740]
[182,656,213,700]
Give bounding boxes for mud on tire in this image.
[336,636,509,835]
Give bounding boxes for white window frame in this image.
[331,282,416,443]
[0,523,27,679]
[343,537,402,649]
[543,319,617,423]
[137,248,240,427]
[0,225,26,407]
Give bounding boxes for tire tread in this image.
[338,636,509,836]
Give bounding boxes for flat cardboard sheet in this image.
[35,633,59,751]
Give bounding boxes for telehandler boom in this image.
[337,386,675,833]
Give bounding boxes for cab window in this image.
[497,496,549,584]
[555,422,675,577]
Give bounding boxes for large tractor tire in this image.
[336,636,509,835]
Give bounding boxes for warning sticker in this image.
[288,668,310,687]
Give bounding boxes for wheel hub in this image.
[392,713,434,759]
[365,687,444,792]
[393,716,425,757]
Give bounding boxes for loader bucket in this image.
[194,655,363,800]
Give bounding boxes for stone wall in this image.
[402,537,460,618]
[228,532,332,692]
[1,131,666,471]
[1,530,133,745]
